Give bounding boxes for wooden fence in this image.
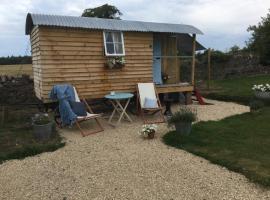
[0,64,32,78]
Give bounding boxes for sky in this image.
[0,0,269,56]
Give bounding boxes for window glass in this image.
[113,33,122,43]
[103,31,125,56]
[105,32,113,43]
[106,43,114,54]
[115,43,123,54]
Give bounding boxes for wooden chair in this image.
[136,83,165,124]
[73,87,104,137]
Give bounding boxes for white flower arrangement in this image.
[106,56,125,69]
[140,124,158,137]
[252,84,270,92]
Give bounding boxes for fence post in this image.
[207,48,211,90]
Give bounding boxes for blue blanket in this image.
[49,84,77,126]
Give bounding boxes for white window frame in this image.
[103,31,125,56]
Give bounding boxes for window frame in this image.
[103,31,125,56]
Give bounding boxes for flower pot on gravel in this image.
[140,124,157,139]
[147,130,155,139]
[174,121,192,135]
[167,107,196,136]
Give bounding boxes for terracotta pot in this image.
[148,131,155,139]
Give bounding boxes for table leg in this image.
[108,100,117,124]
[115,98,132,125]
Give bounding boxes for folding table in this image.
[104,92,134,126]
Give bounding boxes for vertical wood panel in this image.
[191,34,196,85]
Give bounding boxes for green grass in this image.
[0,113,65,164]
[205,75,270,104]
[163,107,270,187]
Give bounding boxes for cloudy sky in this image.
[0,0,269,56]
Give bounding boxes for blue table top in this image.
[105,92,134,100]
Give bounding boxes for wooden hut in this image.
[25,13,204,102]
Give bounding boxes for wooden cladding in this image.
[31,27,153,101]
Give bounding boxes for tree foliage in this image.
[82,4,122,19]
[0,56,32,65]
[247,9,270,64]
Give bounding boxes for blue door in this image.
[153,36,163,84]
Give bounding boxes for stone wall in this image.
[195,53,270,81]
[0,75,39,105]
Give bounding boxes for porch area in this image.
[152,33,205,94]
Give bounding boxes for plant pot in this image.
[148,131,155,139]
[254,91,270,100]
[33,122,53,141]
[174,121,192,135]
[106,62,114,69]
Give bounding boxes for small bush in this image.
[32,113,51,125]
[168,107,196,126]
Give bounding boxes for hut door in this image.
[153,35,163,84]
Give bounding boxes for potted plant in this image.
[167,107,196,135]
[162,72,170,83]
[105,57,125,69]
[252,84,270,100]
[140,124,158,139]
[32,113,53,140]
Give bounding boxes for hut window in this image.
[103,31,125,56]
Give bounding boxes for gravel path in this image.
[0,100,269,200]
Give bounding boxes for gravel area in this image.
[0,99,269,200]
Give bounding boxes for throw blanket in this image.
[49,84,77,126]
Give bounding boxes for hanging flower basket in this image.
[105,57,125,69]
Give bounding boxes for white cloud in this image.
[0,0,269,55]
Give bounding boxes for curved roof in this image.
[26,13,203,35]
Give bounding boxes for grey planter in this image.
[174,122,192,135]
[33,122,53,140]
[254,91,270,100]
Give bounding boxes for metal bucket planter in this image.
[33,122,53,141]
[254,91,270,100]
[174,122,192,135]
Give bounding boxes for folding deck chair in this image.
[73,87,104,137]
[137,83,165,124]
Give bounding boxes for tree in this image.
[229,45,240,54]
[247,9,270,64]
[82,4,122,19]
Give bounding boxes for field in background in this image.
[0,64,32,77]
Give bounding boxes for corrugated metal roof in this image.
[25,13,203,35]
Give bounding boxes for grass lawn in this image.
[163,107,270,187]
[0,109,65,164]
[203,74,270,104]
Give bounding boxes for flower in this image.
[252,84,270,92]
[139,124,158,137]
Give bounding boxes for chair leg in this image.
[75,118,104,137]
[141,109,165,124]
